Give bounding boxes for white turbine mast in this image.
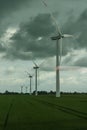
[25,86,28,94]
[42,0,73,97]
[26,71,33,95]
[33,61,39,96]
[21,86,23,94]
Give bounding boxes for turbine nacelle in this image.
[51,34,73,40]
[33,61,39,69]
[25,71,33,78]
[29,75,32,78]
[51,34,64,40]
[33,66,39,69]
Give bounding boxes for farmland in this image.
[0,94,87,130]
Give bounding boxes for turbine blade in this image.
[29,73,32,77]
[32,60,38,67]
[32,73,34,77]
[39,60,46,67]
[38,57,49,68]
[42,0,47,7]
[63,34,73,38]
[25,71,30,76]
[25,71,33,77]
[42,0,62,35]
[73,32,81,39]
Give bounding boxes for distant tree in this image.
[5,90,9,94]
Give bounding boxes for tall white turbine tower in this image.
[42,0,73,97]
[33,62,39,96]
[51,34,73,97]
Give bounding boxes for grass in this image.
[0,94,87,130]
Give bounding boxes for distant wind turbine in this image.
[25,86,28,94]
[42,0,73,97]
[26,71,33,95]
[33,61,39,96]
[32,58,51,95]
[21,86,23,94]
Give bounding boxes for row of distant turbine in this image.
[25,61,41,96]
[21,86,29,94]
[26,0,74,97]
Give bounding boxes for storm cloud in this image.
[74,57,87,67]
[63,9,87,49]
[0,1,87,67]
[3,13,56,60]
[0,0,32,18]
[21,13,56,38]
[0,0,87,93]
[0,0,33,38]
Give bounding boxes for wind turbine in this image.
[21,86,23,94]
[32,59,48,96]
[42,0,73,97]
[33,61,39,96]
[25,86,28,94]
[26,71,33,95]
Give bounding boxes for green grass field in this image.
[0,94,87,130]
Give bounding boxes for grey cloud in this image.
[0,44,6,52]
[62,55,73,65]
[62,51,87,67]
[3,13,56,60]
[74,57,87,67]
[2,8,87,63]
[21,13,56,38]
[0,0,33,38]
[0,0,32,18]
[61,9,87,67]
[5,38,55,60]
[5,67,15,75]
[63,9,87,49]
[40,57,56,71]
[3,47,33,60]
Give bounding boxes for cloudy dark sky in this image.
[0,0,87,93]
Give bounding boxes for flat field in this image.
[0,94,87,130]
